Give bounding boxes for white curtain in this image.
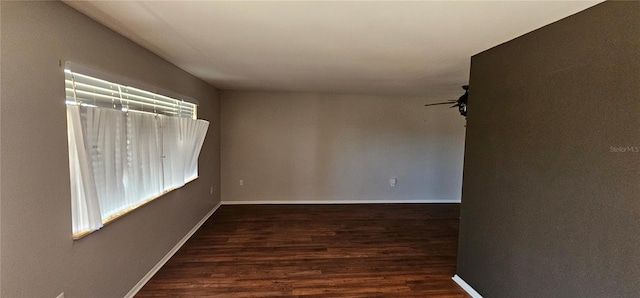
[182,118,209,181]
[68,106,209,237]
[163,117,209,184]
[67,105,103,235]
[125,112,163,208]
[161,116,185,190]
[82,107,127,220]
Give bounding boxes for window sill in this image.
[72,176,199,240]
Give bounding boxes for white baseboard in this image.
[452,274,483,298]
[222,199,460,205]
[124,202,221,298]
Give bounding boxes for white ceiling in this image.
[64,1,602,98]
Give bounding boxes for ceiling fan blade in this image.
[450,103,460,108]
[424,102,454,107]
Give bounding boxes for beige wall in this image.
[221,91,465,203]
[1,2,220,297]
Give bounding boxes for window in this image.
[65,67,209,239]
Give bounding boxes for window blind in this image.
[65,69,197,119]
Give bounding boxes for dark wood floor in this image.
[136,204,469,297]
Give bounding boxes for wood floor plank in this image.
[136,204,470,297]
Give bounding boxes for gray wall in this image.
[456,2,640,297]
[1,2,220,297]
[221,91,465,203]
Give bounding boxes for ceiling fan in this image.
[424,85,468,117]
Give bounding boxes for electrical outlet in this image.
[239,179,244,186]
[389,178,397,187]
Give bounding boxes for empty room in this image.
[1,1,638,297]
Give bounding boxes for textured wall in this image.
[0,2,220,297]
[221,91,465,203]
[456,2,640,297]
